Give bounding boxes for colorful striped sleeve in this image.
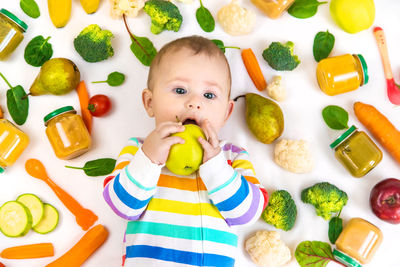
[199,146,268,227]
[103,138,162,221]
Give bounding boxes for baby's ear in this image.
[224,99,235,122]
[142,88,154,117]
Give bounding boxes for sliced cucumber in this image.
[0,201,32,237]
[16,193,44,228]
[33,203,59,234]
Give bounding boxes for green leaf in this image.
[288,0,327,19]
[24,36,53,67]
[295,241,335,267]
[20,0,40,18]
[93,72,125,86]
[65,158,117,176]
[313,31,335,62]
[196,0,215,33]
[7,85,29,126]
[212,39,226,53]
[322,105,349,130]
[328,217,343,244]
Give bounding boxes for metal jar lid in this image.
[44,106,76,126]
[330,125,357,149]
[0,9,28,32]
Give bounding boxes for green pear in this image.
[30,58,80,96]
[235,93,284,144]
[166,124,206,176]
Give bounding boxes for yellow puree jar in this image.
[0,119,29,173]
[44,106,91,160]
[330,125,382,178]
[0,9,27,60]
[250,0,294,19]
[334,218,383,266]
[316,54,369,96]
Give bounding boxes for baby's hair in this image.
[147,35,232,92]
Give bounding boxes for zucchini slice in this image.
[16,193,44,228]
[0,201,32,237]
[33,203,59,234]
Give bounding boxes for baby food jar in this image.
[250,0,294,19]
[0,9,28,60]
[44,106,91,160]
[330,125,382,178]
[0,119,29,173]
[316,54,368,96]
[334,218,383,266]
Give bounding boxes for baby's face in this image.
[143,48,234,134]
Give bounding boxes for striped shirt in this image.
[103,138,268,267]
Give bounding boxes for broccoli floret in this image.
[262,41,300,71]
[301,182,348,220]
[261,190,297,231]
[74,24,114,63]
[143,0,183,34]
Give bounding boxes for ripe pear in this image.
[30,58,80,96]
[234,93,284,144]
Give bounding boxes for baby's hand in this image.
[198,119,221,163]
[142,122,185,165]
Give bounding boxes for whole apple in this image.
[166,124,206,176]
[370,178,400,224]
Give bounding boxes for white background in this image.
[1,0,400,266]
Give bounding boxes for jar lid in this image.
[330,125,357,149]
[333,249,362,267]
[44,106,76,126]
[356,54,369,85]
[0,9,28,32]
[0,166,4,174]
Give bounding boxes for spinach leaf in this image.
[313,30,335,62]
[65,158,117,176]
[24,36,53,67]
[295,241,336,267]
[211,39,240,53]
[328,216,343,244]
[322,105,349,130]
[92,72,125,86]
[288,0,327,19]
[20,0,40,18]
[196,0,215,32]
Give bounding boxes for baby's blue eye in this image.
[204,92,215,99]
[174,88,186,94]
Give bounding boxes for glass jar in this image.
[44,106,91,160]
[250,0,294,19]
[334,218,383,266]
[330,125,382,178]
[316,54,368,96]
[0,9,27,60]
[0,119,29,173]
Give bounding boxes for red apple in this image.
[370,178,400,224]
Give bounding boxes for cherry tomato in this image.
[88,94,112,117]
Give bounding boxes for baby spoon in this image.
[25,159,98,231]
[373,26,400,105]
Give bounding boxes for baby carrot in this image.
[241,48,267,91]
[1,243,54,259]
[354,101,400,163]
[76,81,93,134]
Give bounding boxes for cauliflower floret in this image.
[274,139,314,173]
[267,76,286,102]
[217,0,256,36]
[245,230,291,267]
[169,0,194,3]
[110,0,145,19]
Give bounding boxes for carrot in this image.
[76,81,92,134]
[0,262,4,267]
[46,224,108,267]
[241,48,267,91]
[354,101,400,163]
[0,106,3,119]
[1,243,54,259]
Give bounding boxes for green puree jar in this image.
[330,125,382,177]
[0,9,27,60]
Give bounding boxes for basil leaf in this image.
[295,241,335,267]
[7,85,29,125]
[65,158,117,176]
[322,105,349,130]
[212,39,226,53]
[196,0,215,32]
[288,0,327,19]
[20,0,40,18]
[93,72,125,86]
[313,31,335,62]
[24,36,53,67]
[328,217,343,244]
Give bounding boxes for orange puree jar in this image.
[250,0,294,19]
[334,218,383,266]
[0,119,29,173]
[316,54,369,96]
[44,106,91,160]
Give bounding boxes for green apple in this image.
[166,124,206,176]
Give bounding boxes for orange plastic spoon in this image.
[25,159,98,231]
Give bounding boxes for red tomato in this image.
[88,94,112,117]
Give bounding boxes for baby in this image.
[103,36,268,267]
